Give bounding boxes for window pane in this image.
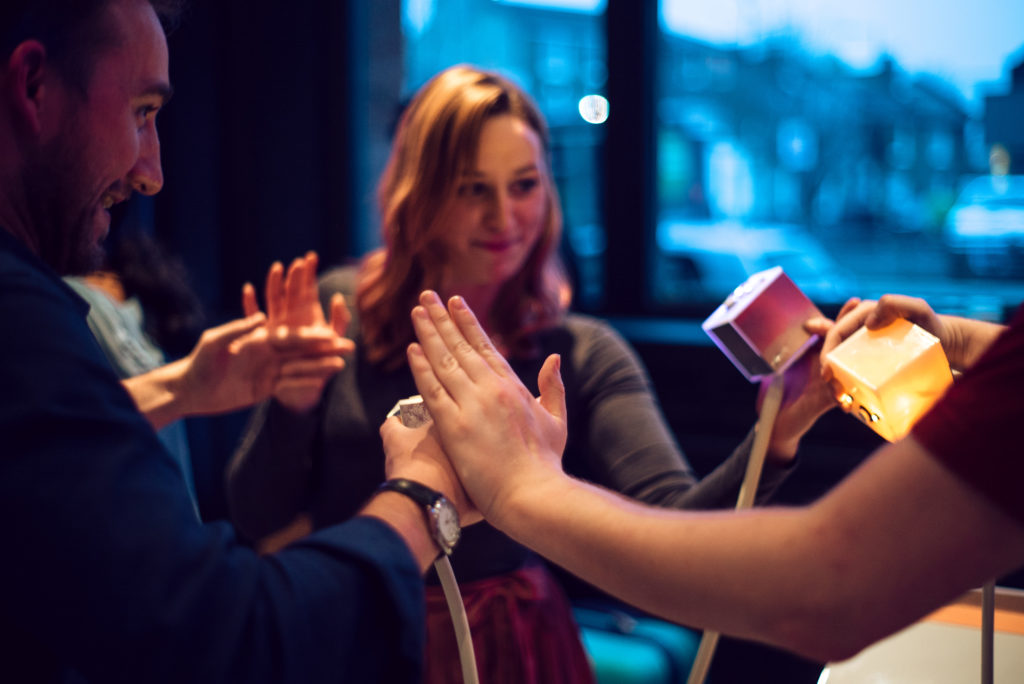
[401,0,608,307]
[656,0,1024,322]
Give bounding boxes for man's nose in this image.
[129,129,163,196]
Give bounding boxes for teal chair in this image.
[574,605,702,683]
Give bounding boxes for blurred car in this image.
[653,218,857,306]
[944,174,1024,277]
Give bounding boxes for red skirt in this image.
[424,564,597,684]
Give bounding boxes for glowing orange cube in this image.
[824,319,953,442]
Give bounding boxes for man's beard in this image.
[22,126,107,276]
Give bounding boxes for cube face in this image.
[387,395,432,427]
[825,319,953,441]
[702,267,823,381]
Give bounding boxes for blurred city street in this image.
[817,229,1024,320]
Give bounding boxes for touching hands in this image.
[402,291,567,519]
[240,252,354,413]
[173,313,299,417]
[379,418,482,526]
[125,252,353,429]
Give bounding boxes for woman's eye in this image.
[512,178,539,195]
[458,182,488,198]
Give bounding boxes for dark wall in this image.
[150,2,395,520]
[155,2,358,315]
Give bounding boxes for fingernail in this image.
[407,343,424,357]
[412,306,428,320]
[450,295,466,310]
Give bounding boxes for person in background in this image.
[384,288,1024,664]
[0,1,470,680]
[227,64,836,683]
[68,221,351,513]
[66,223,207,506]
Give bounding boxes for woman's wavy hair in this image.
[357,64,571,368]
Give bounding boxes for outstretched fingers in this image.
[406,340,458,416]
[409,301,474,405]
[415,291,499,386]
[302,251,319,302]
[445,295,518,380]
[283,256,306,326]
[264,261,285,325]
[241,282,260,318]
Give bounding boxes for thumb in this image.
[803,316,833,337]
[536,353,566,422]
[330,292,351,336]
[241,282,260,317]
[204,313,266,350]
[379,414,403,441]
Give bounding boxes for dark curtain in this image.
[148,1,401,522]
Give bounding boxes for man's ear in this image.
[3,40,51,137]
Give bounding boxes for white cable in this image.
[388,397,478,683]
[434,555,479,684]
[686,373,785,684]
[981,580,994,684]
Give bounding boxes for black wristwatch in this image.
[378,478,460,557]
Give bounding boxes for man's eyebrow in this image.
[142,82,174,105]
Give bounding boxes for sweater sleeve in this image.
[226,267,359,541]
[227,398,323,540]
[566,316,793,510]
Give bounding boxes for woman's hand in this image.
[404,291,567,521]
[761,337,837,462]
[380,418,482,526]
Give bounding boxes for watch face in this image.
[434,500,461,549]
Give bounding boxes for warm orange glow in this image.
[824,319,953,442]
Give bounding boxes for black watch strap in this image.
[379,478,442,507]
[378,478,460,556]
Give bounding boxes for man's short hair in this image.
[0,0,185,93]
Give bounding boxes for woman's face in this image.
[439,114,549,292]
